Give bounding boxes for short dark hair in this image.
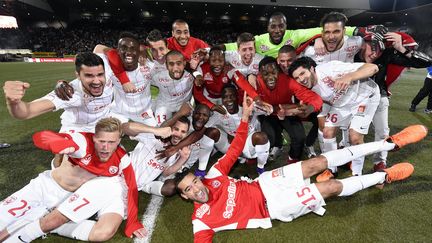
[209,46,225,58]
[176,115,191,130]
[166,50,184,60]
[222,83,238,97]
[269,12,286,23]
[119,31,139,42]
[194,103,211,114]
[236,32,255,47]
[146,29,166,45]
[320,12,348,28]
[172,19,188,30]
[278,45,296,55]
[288,56,317,77]
[174,168,193,194]
[259,56,278,71]
[75,52,104,73]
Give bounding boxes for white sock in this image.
[214,132,229,153]
[142,181,164,196]
[338,172,386,196]
[14,220,44,242]
[323,140,395,168]
[198,135,214,171]
[318,129,324,152]
[340,127,350,147]
[323,137,338,173]
[351,156,365,176]
[51,220,95,241]
[255,142,270,169]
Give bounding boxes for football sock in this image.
[255,142,270,169]
[51,220,95,241]
[198,135,214,171]
[338,172,386,196]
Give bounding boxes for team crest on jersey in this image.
[357,105,366,113]
[272,168,284,178]
[211,180,221,188]
[141,111,150,119]
[109,166,119,174]
[81,154,92,165]
[259,45,270,51]
[69,193,79,203]
[285,39,293,45]
[204,73,213,81]
[195,203,210,219]
[222,77,228,83]
[2,196,17,205]
[252,64,259,71]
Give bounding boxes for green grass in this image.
[0,63,431,243]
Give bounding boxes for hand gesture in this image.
[178,102,193,117]
[314,38,327,55]
[194,75,204,87]
[179,145,191,160]
[3,81,31,104]
[55,80,74,101]
[154,127,172,138]
[254,101,273,115]
[333,74,351,91]
[132,227,148,239]
[211,104,227,115]
[122,82,137,93]
[58,147,76,154]
[241,92,254,120]
[384,32,404,53]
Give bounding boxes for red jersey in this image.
[193,62,230,108]
[191,122,271,243]
[234,72,323,114]
[32,131,142,237]
[167,36,209,61]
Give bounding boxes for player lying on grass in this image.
[0,118,146,242]
[174,93,428,243]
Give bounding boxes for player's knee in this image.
[205,127,220,141]
[91,225,117,241]
[40,210,69,232]
[349,132,364,145]
[326,179,343,196]
[161,179,176,197]
[252,132,268,145]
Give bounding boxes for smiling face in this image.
[149,39,169,61]
[260,63,279,90]
[322,22,345,52]
[267,15,286,45]
[118,37,140,71]
[221,87,239,114]
[277,51,297,74]
[166,53,186,79]
[178,173,209,203]
[238,41,255,66]
[170,120,189,145]
[172,22,190,47]
[93,131,121,162]
[360,42,383,63]
[76,64,106,97]
[208,50,225,76]
[192,105,210,131]
[291,66,317,89]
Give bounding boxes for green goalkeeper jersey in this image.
[225,27,355,58]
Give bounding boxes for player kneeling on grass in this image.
[174,94,427,242]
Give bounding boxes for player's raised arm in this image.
[4,81,55,120]
[334,63,379,91]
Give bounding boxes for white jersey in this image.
[313,61,378,108]
[303,36,363,65]
[40,78,113,132]
[224,50,264,76]
[98,54,153,121]
[129,133,178,190]
[207,106,263,136]
[152,69,194,110]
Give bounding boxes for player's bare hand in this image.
[3,81,31,104]
[192,48,208,60]
[122,82,137,93]
[179,146,191,160]
[55,80,74,100]
[384,32,404,53]
[132,227,148,239]
[156,146,178,160]
[278,104,300,116]
[194,75,204,87]
[247,74,258,89]
[296,101,314,118]
[178,102,193,116]
[254,101,273,115]
[334,74,351,91]
[211,104,226,115]
[154,127,172,138]
[314,38,327,55]
[58,147,76,154]
[241,92,254,121]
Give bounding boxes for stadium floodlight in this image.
[0,15,18,28]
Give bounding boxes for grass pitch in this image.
[0,63,431,243]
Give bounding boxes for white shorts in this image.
[318,103,331,118]
[325,87,380,135]
[109,109,157,127]
[0,170,71,233]
[258,162,326,222]
[219,130,257,159]
[57,176,127,222]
